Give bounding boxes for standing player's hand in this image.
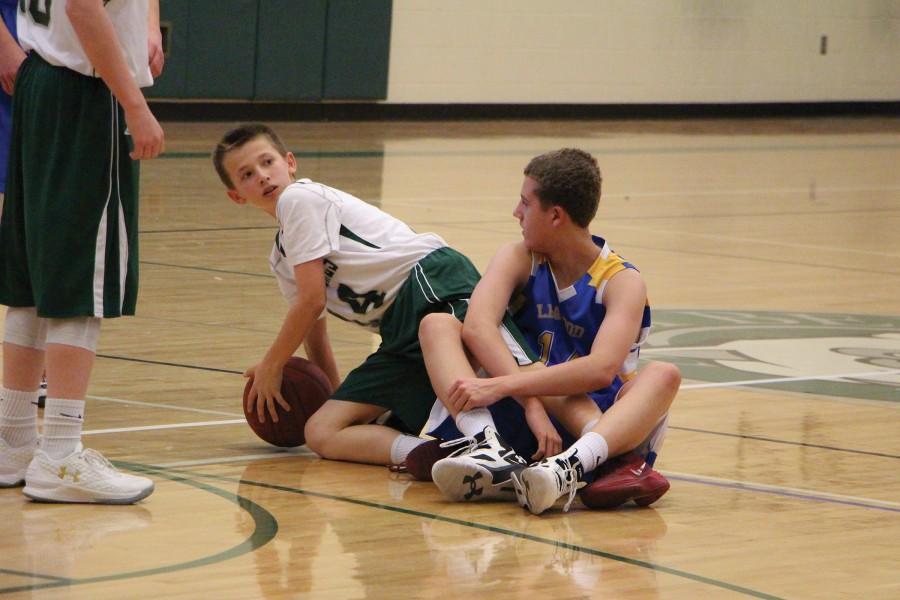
[123,103,164,160]
[0,44,25,95]
[524,398,561,460]
[244,362,291,424]
[148,29,164,78]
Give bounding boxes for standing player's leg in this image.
[0,308,46,487]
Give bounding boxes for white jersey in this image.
[18,0,152,87]
[271,179,446,331]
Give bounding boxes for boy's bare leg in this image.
[2,342,45,391]
[419,313,477,419]
[588,361,680,455]
[304,400,403,465]
[44,343,94,400]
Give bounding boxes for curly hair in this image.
[523,148,602,228]
[212,123,290,189]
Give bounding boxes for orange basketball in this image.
[243,357,332,447]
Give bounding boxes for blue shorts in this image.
[428,382,622,460]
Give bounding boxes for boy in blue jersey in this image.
[423,148,680,514]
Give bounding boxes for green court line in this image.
[160,141,900,161]
[0,569,70,583]
[156,465,785,600]
[0,466,277,595]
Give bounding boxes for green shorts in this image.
[0,53,140,318]
[332,247,536,434]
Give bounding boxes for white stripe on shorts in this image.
[93,93,116,317]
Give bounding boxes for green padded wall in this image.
[254,0,327,100]
[323,0,392,99]
[150,0,391,101]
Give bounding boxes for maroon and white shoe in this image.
[390,439,454,482]
[579,451,670,509]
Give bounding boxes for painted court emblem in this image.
[647,310,900,402]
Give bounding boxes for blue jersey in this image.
[511,235,651,411]
[0,0,17,193]
[428,235,653,460]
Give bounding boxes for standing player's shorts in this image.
[0,53,140,318]
[331,247,538,434]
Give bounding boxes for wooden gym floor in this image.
[1,117,898,599]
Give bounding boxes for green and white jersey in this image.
[271,179,446,331]
[17,0,152,87]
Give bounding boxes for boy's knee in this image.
[303,410,333,458]
[649,361,681,396]
[418,312,460,342]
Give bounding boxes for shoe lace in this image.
[555,456,586,513]
[81,448,118,472]
[439,435,480,458]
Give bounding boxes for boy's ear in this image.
[286,151,298,178]
[226,188,245,205]
[550,205,565,226]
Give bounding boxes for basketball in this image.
[243,357,333,447]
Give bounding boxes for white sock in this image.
[454,408,495,438]
[41,398,84,459]
[566,431,609,472]
[0,387,39,447]
[390,434,426,465]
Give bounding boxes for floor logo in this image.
[647,310,900,402]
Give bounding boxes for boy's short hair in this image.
[524,148,602,228]
[212,123,290,189]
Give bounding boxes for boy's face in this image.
[514,176,557,251]
[223,137,297,209]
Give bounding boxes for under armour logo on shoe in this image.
[57,466,81,483]
[463,472,483,500]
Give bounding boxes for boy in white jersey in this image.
[425,148,681,514]
[0,0,165,503]
[213,124,542,469]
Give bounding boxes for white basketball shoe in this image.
[23,447,154,504]
[0,437,38,488]
[431,427,527,502]
[512,450,587,515]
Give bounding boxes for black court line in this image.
[96,354,243,375]
[670,425,900,460]
[159,141,900,161]
[140,261,274,279]
[666,474,900,514]
[155,465,786,600]
[141,225,275,234]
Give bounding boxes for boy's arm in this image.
[303,315,341,392]
[147,0,164,77]
[457,269,646,404]
[460,242,562,458]
[246,259,327,423]
[66,0,164,160]
[0,17,25,94]
[461,242,532,377]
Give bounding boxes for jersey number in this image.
[19,0,51,27]
[537,331,580,364]
[337,283,385,315]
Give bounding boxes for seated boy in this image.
[421,148,680,514]
[212,124,546,468]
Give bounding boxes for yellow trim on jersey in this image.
[587,251,628,289]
